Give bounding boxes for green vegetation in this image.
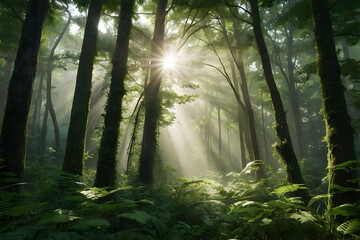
[0,0,359,239]
[1,165,359,240]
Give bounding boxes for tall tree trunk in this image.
[0,0,49,185]
[285,25,306,159]
[217,106,222,165]
[249,0,309,201]
[310,0,359,207]
[227,127,231,165]
[31,70,44,136]
[341,38,350,60]
[232,24,261,161]
[138,0,168,185]
[94,0,135,188]
[63,0,103,175]
[39,102,49,166]
[0,58,12,128]
[45,10,71,155]
[261,90,268,162]
[229,56,248,169]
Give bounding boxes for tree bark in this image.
[31,70,44,136]
[249,0,308,201]
[139,0,168,185]
[62,0,103,175]
[0,58,12,128]
[310,0,359,207]
[94,0,135,188]
[0,0,49,185]
[261,90,268,162]
[232,25,261,161]
[229,58,247,170]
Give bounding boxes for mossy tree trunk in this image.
[94,0,135,188]
[310,0,359,207]
[138,0,168,185]
[62,0,103,175]
[0,0,49,185]
[248,0,309,201]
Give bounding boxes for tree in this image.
[138,0,168,185]
[0,0,49,184]
[247,0,309,201]
[94,0,135,188]
[310,0,359,207]
[40,4,72,162]
[62,0,103,175]
[0,0,26,129]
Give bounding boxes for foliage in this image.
[0,166,359,240]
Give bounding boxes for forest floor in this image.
[0,166,359,240]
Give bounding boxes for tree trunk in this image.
[285,25,306,159]
[139,0,168,185]
[39,101,49,166]
[217,106,222,166]
[232,25,261,161]
[31,70,44,136]
[229,56,248,169]
[0,0,49,185]
[94,0,135,188]
[261,90,268,162]
[341,38,350,60]
[62,0,103,175]
[45,10,71,156]
[310,0,359,207]
[0,58,12,128]
[249,0,309,201]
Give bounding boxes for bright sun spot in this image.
[162,54,176,70]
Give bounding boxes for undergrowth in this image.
[0,166,359,240]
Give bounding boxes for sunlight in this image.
[161,54,177,70]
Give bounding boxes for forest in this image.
[0,0,359,239]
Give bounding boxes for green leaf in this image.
[307,194,329,208]
[39,210,80,224]
[331,203,360,217]
[272,184,307,197]
[288,211,316,223]
[337,219,360,234]
[118,211,156,225]
[0,224,44,240]
[3,205,28,217]
[44,232,81,240]
[69,218,110,231]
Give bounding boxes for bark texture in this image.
[249,0,308,201]
[0,0,48,184]
[0,58,12,128]
[94,0,135,188]
[310,0,359,207]
[62,0,103,175]
[139,0,168,185]
[232,25,261,161]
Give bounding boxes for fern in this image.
[68,218,110,231]
[337,219,360,235]
[42,231,81,240]
[0,224,44,240]
[118,211,157,225]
